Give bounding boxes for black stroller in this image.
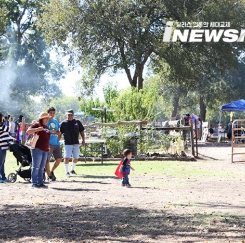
[8,142,46,183]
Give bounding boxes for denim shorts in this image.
[64,144,80,159]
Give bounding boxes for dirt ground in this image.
[1,143,245,243]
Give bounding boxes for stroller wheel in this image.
[8,173,17,183]
[24,178,31,182]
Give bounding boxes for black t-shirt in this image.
[60,119,84,145]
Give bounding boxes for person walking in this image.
[121,149,135,187]
[27,112,50,188]
[60,109,85,177]
[45,107,62,181]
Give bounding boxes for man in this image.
[46,107,62,181]
[60,109,85,176]
[184,113,191,126]
[8,117,16,138]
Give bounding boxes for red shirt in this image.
[30,123,50,151]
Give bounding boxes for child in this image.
[121,149,135,187]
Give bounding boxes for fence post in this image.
[190,122,195,157]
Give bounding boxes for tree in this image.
[46,96,81,122]
[79,97,106,122]
[0,0,64,117]
[38,0,168,91]
[111,82,159,121]
[102,81,119,122]
[0,1,8,37]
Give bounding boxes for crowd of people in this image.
[0,108,85,188]
[0,108,133,188]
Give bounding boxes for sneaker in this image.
[126,184,132,187]
[70,170,77,175]
[2,179,9,183]
[0,179,4,183]
[121,184,125,187]
[50,171,56,181]
[38,183,48,188]
[48,172,56,181]
[66,172,70,177]
[31,184,40,189]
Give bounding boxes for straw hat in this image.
[38,112,49,120]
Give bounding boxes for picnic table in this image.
[83,139,106,164]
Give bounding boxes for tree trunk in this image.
[171,95,180,118]
[138,75,143,90]
[136,64,144,90]
[199,96,206,122]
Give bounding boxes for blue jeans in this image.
[122,174,129,185]
[31,148,48,185]
[0,149,7,180]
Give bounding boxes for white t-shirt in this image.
[9,121,16,133]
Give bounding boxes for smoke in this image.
[0,63,19,116]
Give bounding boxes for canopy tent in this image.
[74,111,85,118]
[218,99,245,140]
[221,99,245,112]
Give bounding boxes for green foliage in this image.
[38,0,166,90]
[45,96,81,122]
[75,67,99,98]
[0,2,8,38]
[79,97,106,122]
[111,84,159,121]
[0,0,64,118]
[103,81,119,108]
[102,81,119,122]
[102,125,138,157]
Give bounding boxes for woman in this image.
[27,112,50,188]
[0,113,12,183]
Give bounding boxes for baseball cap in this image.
[66,109,74,115]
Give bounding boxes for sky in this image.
[51,49,131,99]
[59,69,130,99]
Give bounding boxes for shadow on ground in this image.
[0,202,245,242]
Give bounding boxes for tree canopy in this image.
[39,0,245,99]
[0,0,64,117]
[39,0,167,91]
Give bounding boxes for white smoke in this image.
[0,64,16,101]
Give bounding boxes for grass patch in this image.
[4,151,243,183]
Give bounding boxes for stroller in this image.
[8,142,46,183]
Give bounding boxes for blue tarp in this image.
[74,112,85,118]
[221,99,245,112]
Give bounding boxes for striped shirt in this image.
[0,123,10,150]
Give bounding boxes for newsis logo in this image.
[163,21,245,43]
